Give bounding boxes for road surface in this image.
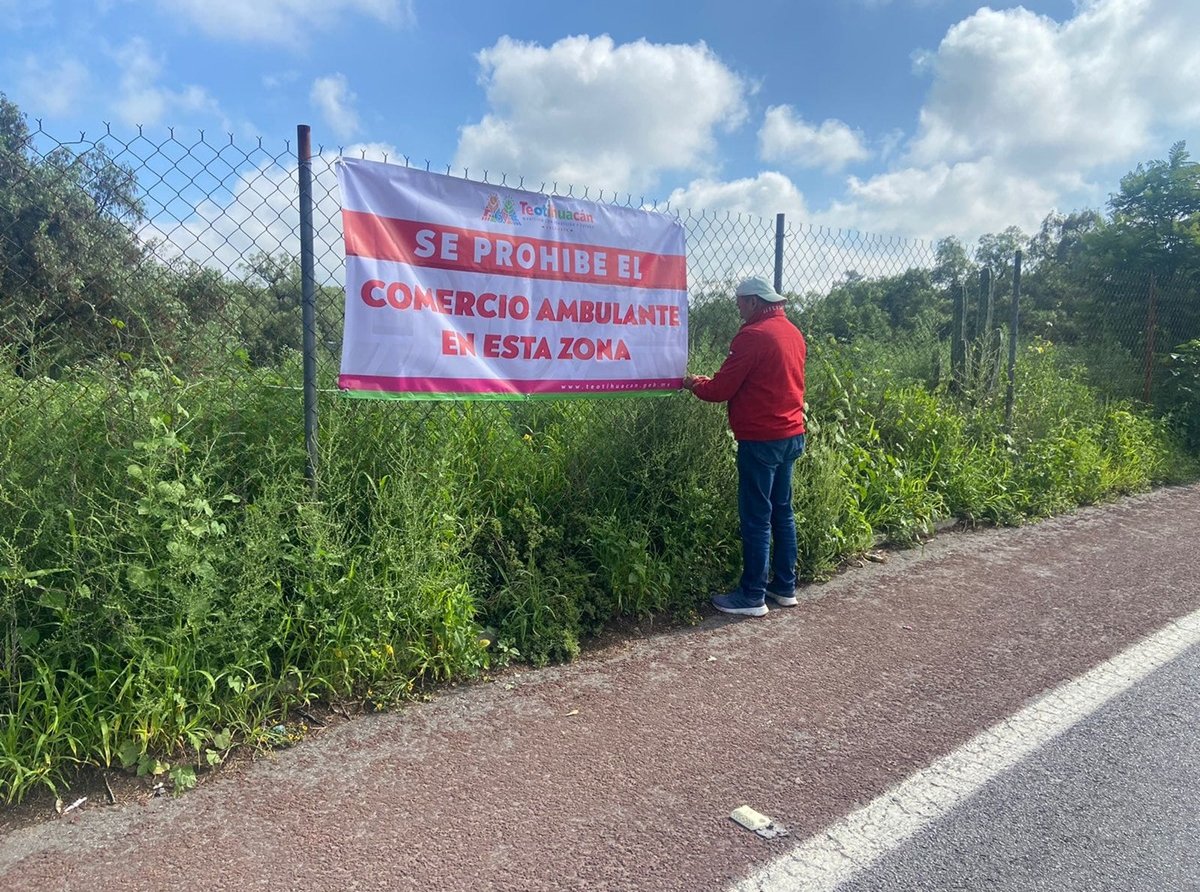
[2,483,1198,891]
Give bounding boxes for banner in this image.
[336,158,688,399]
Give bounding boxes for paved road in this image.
[2,484,1199,892]
[836,640,1200,892]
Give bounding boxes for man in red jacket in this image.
[683,276,807,617]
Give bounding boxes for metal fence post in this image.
[297,124,319,493]
[774,213,785,295]
[951,279,965,394]
[1005,250,1021,432]
[1142,272,1158,404]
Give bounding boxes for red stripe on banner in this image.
[339,374,684,395]
[342,210,687,291]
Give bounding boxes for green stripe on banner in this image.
[339,389,679,402]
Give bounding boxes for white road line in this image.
[732,606,1200,892]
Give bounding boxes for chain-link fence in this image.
[7,108,1200,804]
[1,114,1197,481]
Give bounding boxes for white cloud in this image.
[664,171,928,295]
[822,158,1063,242]
[140,143,397,279]
[109,0,1200,292]
[759,106,870,172]
[661,172,809,291]
[110,38,226,128]
[155,0,414,46]
[642,0,1200,245]
[112,38,167,124]
[910,0,1200,171]
[454,35,748,196]
[18,55,89,116]
[666,171,808,219]
[311,74,360,141]
[820,0,1200,241]
[263,70,300,90]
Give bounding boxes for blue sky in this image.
[2,0,1199,244]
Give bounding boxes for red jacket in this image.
[691,305,806,441]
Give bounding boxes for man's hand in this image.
[682,374,710,392]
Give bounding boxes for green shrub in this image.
[1,327,1195,802]
[1165,339,1200,450]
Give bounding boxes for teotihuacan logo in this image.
[482,194,521,225]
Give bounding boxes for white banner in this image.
[336,158,687,398]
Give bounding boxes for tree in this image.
[0,93,147,374]
[804,269,941,344]
[0,94,248,376]
[974,226,1027,280]
[238,252,306,365]
[932,236,972,289]
[1027,210,1102,271]
[1101,140,1200,280]
[1079,143,1200,365]
[1017,210,1105,343]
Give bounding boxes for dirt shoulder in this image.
[3,484,1199,892]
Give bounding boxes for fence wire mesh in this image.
[1,117,1197,491]
[6,108,1200,808]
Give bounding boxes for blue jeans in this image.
[737,434,806,599]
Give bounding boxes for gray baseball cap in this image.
[734,276,785,302]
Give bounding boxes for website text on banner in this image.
[336,158,689,399]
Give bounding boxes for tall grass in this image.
[1,337,1195,802]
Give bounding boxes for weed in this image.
[0,327,1195,802]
